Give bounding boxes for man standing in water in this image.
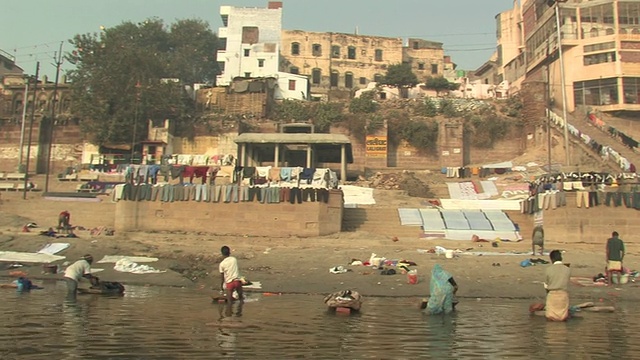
[606,231,625,285]
[544,250,571,321]
[219,246,243,304]
[64,254,98,297]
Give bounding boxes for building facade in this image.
[215,2,308,100]
[494,0,640,112]
[280,30,446,98]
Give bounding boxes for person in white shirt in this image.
[219,246,243,303]
[64,254,98,296]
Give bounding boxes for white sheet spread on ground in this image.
[0,251,65,263]
[114,258,165,274]
[439,199,521,211]
[479,181,499,197]
[244,281,262,289]
[482,161,513,169]
[97,255,159,264]
[398,208,423,226]
[37,243,71,255]
[340,185,375,207]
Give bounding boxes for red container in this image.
[407,270,418,285]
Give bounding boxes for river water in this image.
[0,281,633,359]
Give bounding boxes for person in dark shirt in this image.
[606,231,625,285]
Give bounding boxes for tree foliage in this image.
[425,76,459,96]
[349,91,378,114]
[66,18,219,145]
[465,107,511,148]
[413,97,438,117]
[381,63,418,89]
[272,100,344,133]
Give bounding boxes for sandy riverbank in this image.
[0,184,636,304]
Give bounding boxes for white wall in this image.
[217,6,282,86]
[274,72,308,100]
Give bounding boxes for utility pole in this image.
[23,62,39,200]
[554,0,571,166]
[131,81,141,164]
[44,41,64,193]
[17,81,29,172]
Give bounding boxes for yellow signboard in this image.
[366,136,387,158]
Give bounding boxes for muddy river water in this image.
[0,281,633,359]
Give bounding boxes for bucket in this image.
[42,265,57,274]
[407,270,418,285]
[445,250,454,259]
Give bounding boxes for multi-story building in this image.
[215,1,308,100]
[494,0,640,112]
[280,31,446,98]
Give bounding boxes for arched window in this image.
[345,72,353,88]
[347,46,356,60]
[330,71,339,87]
[312,68,321,85]
[291,42,300,55]
[374,74,383,83]
[312,43,322,57]
[331,45,340,59]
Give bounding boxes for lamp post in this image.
[553,0,571,166]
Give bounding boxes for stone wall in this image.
[0,122,83,173]
[542,192,640,244]
[114,189,344,237]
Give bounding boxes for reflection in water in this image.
[0,282,636,359]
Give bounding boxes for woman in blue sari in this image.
[425,264,458,315]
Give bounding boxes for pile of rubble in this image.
[354,171,434,198]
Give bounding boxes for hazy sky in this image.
[1,0,514,78]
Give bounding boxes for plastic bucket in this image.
[407,270,418,285]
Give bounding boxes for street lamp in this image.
[550,0,571,166]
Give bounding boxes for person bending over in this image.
[219,246,243,304]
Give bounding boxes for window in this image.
[330,71,339,87]
[312,43,322,56]
[583,51,616,66]
[345,72,353,88]
[290,66,299,74]
[291,42,300,55]
[217,61,225,73]
[431,64,438,75]
[413,41,419,49]
[331,45,340,58]
[573,77,619,106]
[374,49,383,61]
[289,80,296,91]
[312,68,321,85]
[244,72,251,78]
[348,46,356,60]
[359,77,367,85]
[258,59,265,67]
[241,26,259,44]
[623,77,640,104]
[374,74,383,83]
[584,42,615,53]
[243,49,250,57]
[380,92,387,100]
[418,63,425,70]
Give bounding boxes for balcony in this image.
[218,27,228,39]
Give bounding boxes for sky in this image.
[1,0,515,79]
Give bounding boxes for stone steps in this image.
[342,208,423,238]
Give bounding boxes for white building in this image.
[216,2,308,100]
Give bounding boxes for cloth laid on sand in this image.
[570,277,607,287]
[113,259,165,274]
[243,281,262,290]
[98,255,159,264]
[0,251,65,264]
[37,243,71,255]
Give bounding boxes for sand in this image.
[0,189,636,306]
